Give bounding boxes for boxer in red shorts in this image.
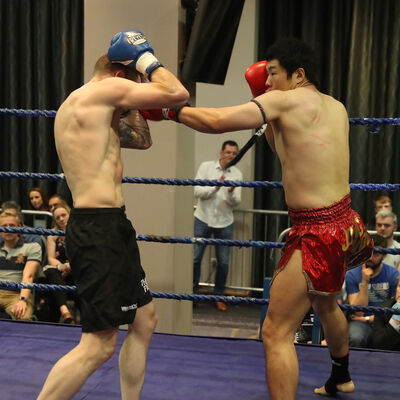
[275,194,373,294]
[175,38,371,399]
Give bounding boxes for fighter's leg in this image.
[119,301,157,400]
[262,249,312,400]
[312,294,354,396]
[37,328,119,400]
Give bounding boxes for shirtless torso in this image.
[55,68,188,208]
[55,79,142,208]
[265,86,350,209]
[178,62,350,210]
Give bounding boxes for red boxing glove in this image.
[139,105,189,122]
[139,109,164,121]
[245,60,268,97]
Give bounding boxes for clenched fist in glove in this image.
[139,105,189,123]
[245,60,268,97]
[108,30,163,76]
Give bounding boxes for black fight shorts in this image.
[66,207,152,332]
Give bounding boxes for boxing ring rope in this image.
[1,226,400,255]
[1,107,400,344]
[2,107,400,131]
[1,171,400,192]
[0,281,399,318]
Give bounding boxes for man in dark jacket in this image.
[369,275,400,351]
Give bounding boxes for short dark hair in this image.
[49,193,67,203]
[1,200,21,212]
[221,140,239,151]
[265,38,319,88]
[371,234,388,248]
[374,194,391,204]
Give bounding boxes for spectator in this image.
[193,140,242,311]
[28,187,51,228]
[374,195,392,213]
[369,275,400,351]
[28,187,49,211]
[42,204,75,324]
[0,201,46,261]
[375,209,400,271]
[345,234,399,348]
[0,213,41,320]
[48,193,69,214]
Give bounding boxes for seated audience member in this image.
[0,200,45,249]
[345,234,399,348]
[28,187,51,228]
[374,194,392,213]
[0,201,47,268]
[48,193,69,214]
[375,209,400,271]
[28,187,49,211]
[0,213,41,320]
[369,275,400,351]
[43,204,75,324]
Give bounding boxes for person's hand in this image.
[350,312,365,321]
[216,174,226,190]
[108,30,162,76]
[139,105,188,122]
[361,264,373,282]
[12,300,27,319]
[245,60,269,97]
[228,179,238,192]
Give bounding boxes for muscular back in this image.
[267,87,350,209]
[55,82,124,208]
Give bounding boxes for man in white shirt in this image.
[376,209,400,271]
[193,140,242,311]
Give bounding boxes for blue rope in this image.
[0,108,57,117]
[1,108,400,126]
[0,170,399,191]
[0,171,65,181]
[1,227,399,254]
[0,281,399,316]
[0,226,65,236]
[349,183,400,191]
[121,176,278,188]
[137,234,283,249]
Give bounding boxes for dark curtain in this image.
[0,0,83,209]
[181,0,245,84]
[253,0,400,283]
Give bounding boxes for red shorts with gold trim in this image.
[274,194,373,295]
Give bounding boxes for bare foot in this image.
[314,380,355,396]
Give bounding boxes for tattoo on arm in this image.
[118,110,152,149]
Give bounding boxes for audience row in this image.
[0,196,76,325]
[1,189,399,352]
